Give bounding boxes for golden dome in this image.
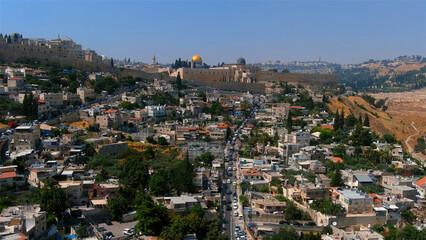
[192,55,203,63]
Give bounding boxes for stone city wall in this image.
[255,72,338,88]
[183,79,266,93]
[0,45,110,71]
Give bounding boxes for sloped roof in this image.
[415,176,426,187]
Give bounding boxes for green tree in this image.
[383,134,397,144]
[149,170,170,196]
[364,114,370,127]
[194,152,215,167]
[401,210,416,224]
[119,101,138,110]
[190,205,205,218]
[160,215,190,240]
[321,225,333,235]
[329,170,344,187]
[264,226,298,240]
[119,155,149,190]
[157,137,169,146]
[75,224,89,238]
[86,123,100,132]
[107,193,130,221]
[362,183,384,194]
[333,144,346,158]
[239,195,249,207]
[334,110,341,130]
[135,194,169,236]
[286,111,293,131]
[23,92,38,120]
[38,179,69,217]
[176,72,182,90]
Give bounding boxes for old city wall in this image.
[255,72,338,88]
[0,44,110,71]
[115,68,173,81]
[180,68,233,82]
[183,79,266,93]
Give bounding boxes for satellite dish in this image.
[332,222,337,226]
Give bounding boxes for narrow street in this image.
[221,100,259,240]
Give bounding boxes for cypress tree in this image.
[176,72,182,90]
[364,114,370,127]
[340,109,345,129]
[334,110,340,130]
[286,111,293,132]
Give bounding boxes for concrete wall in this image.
[329,214,386,228]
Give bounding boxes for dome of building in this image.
[192,55,203,63]
[237,57,246,65]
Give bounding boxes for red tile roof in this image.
[38,99,46,104]
[329,187,339,190]
[331,157,343,163]
[415,176,426,187]
[242,169,261,176]
[332,192,340,196]
[290,106,303,109]
[198,130,207,134]
[0,171,17,179]
[104,110,118,113]
[9,77,24,80]
[367,193,377,198]
[218,123,228,128]
[320,125,334,130]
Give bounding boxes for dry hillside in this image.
[327,96,418,145]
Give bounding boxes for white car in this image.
[234,211,238,217]
[233,203,238,209]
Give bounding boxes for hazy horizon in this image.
[1,0,425,65]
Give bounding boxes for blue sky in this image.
[0,0,425,64]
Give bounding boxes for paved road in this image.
[221,102,258,240]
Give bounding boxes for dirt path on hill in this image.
[406,122,420,153]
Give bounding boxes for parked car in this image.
[105,219,112,225]
[102,232,113,240]
[304,222,316,226]
[279,220,289,225]
[273,211,283,215]
[292,221,302,226]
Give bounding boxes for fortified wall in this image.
[183,79,265,93]
[178,67,338,93]
[0,33,110,71]
[255,71,338,88]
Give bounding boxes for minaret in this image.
[152,55,156,65]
